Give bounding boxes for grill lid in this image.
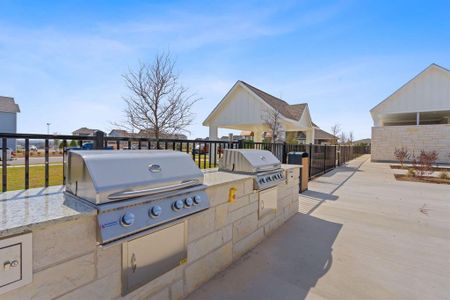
[65,150,204,204]
[219,149,281,174]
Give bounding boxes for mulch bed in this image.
[390,165,450,172]
[394,174,450,185]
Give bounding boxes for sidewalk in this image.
[187,155,450,300]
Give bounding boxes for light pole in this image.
[46,123,51,135]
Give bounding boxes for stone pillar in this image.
[253,129,263,142]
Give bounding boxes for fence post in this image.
[238,139,244,149]
[308,143,313,179]
[282,142,287,163]
[323,144,327,174]
[334,145,337,168]
[2,137,7,192]
[94,131,105,149]
[336,145,342,166]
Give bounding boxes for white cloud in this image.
[0,1,353,136]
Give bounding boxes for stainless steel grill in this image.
[219,149,284,190]
[64,150,209,245]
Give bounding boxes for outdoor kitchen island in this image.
[0,164,300,300]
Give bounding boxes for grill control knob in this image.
[193,195,202,204]
[185,197,193,207]
[173,199,184,211]
[149,206,162,218]
[120,212,135,227]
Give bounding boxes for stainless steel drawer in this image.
[258,187,278,219]
[122,221,187,295]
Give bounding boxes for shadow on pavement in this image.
[301,190,339,201]
[320,165,363,177]
[187,213,342,300]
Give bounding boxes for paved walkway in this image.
[187,155,450,300]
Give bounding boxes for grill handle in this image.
[107,179,200,200]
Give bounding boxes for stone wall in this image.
[2,168,300,300]
[371,124,450,163]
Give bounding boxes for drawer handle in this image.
[131,253,137,273]
[3,260,18,271]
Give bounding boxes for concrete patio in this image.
[187,155,450,299]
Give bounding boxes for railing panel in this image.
[0,132,370,192]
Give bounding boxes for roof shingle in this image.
[314,128,337,140]
[240,81,307,121]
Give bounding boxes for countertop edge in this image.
[0,212,96,238]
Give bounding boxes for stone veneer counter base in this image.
[0,165,300,300]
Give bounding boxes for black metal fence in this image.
[0,131,370,192]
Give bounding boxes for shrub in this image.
[394,147,410,168]
[69,140,78,147]
[439,171,449,180]
[412,150,439,177]
[407,168,416,177]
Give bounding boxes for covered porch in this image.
[208,123,315,144]
[375,110,450,126]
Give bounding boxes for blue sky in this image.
[1,0,449,140]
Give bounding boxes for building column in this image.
[209,126,218,140]
[208,126,218,165]
[306,128,315,144]
[416,112,420,126]
[374,117,383,127]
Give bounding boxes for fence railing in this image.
[0,131,370,192]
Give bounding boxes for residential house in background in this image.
[353,138,371,146]
[72,127,100,136]
[203,80,337,144]
[137,129,188,140]
[108,129,130,137]
[370,63,450,163]
[0,96,20,150]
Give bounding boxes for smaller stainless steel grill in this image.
[64,150,209,245]
[219,149,284,190]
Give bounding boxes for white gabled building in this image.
[203,80,336,144]
[370,63,450,163]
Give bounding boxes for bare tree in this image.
[348,131,354,145]
[339,132,347,144]
[119,52,199,141]
[263,108,283,143]
[330,123,341,138]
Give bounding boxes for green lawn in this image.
[0,165,63,192]
[1,156,216,192]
